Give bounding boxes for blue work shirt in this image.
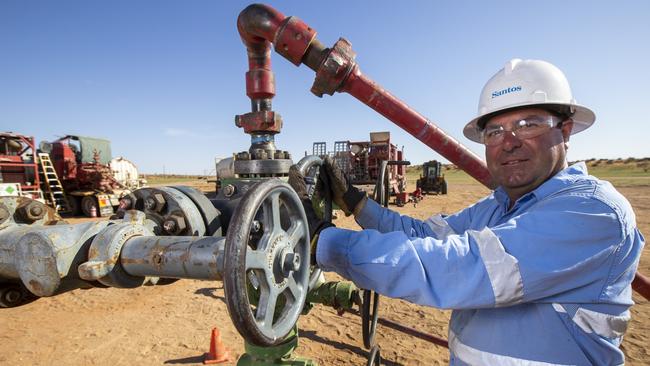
[317,163,644,365]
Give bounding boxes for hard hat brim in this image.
[463,102,596,143]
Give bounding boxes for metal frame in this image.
[0,132,43,200]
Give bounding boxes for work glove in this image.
[322,156,367,216]
[288,165,334,262]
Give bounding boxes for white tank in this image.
[110,157,144,189]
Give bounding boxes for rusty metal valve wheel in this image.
[224,179,311,346]
[296,155,333,290]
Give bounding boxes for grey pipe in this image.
[120,235,226,281]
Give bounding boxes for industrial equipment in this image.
[416,160,448,195]
[313,132,407,196]
[0,132,45,202]
[110,156,147,190]
[1,4,366,364]
[232,3,650,359]
[1,133,139,217]
[42,135,128,217]
[0,167,358,344]
[3,4,648,366]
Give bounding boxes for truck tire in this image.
[441,180,448,195]
[67,196,81,216]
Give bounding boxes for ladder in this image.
[38,153,69,212]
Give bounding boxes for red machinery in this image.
[317,132,407,194]
[350,132,405,186]
[47,135,125,217]
[0,132,43,201]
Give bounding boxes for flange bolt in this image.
[163,215,186,235]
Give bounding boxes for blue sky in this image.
[1,1,648,175]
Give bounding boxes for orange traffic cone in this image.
[204,327,231,364]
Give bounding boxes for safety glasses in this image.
[480,115,565,146]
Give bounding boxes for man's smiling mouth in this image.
[502,159,528,166]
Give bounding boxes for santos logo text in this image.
[492,86,522,98]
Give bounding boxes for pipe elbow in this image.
[237,3,285,46]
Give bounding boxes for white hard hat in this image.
[463,59,596,143]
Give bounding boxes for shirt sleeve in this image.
[356,198,459,239]
[317,194,634,309]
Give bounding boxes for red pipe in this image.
[633,272,650,301]
[342,68,493,188]
[236,4,649,301]
[237,4,281,100]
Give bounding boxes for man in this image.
[290,59,645,365]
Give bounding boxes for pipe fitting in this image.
[237,4,285,46]
[274,16,316,65]
[311,38,357,97]
[235,111,283,134]
[78,211,152,288]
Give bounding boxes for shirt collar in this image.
[493,162,589,209]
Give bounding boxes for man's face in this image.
[484,107,573,202]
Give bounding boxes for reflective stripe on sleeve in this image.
[468,227,524,306]
[449,330,571,366]
[424,214,456,238]
[552,304,629,339]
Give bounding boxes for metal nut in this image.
[223,184,236,198]
[283,252,301,274]
[29,204,43,217]
[163,214,186,235]
[145,193,166,212]
[17,201,46,222]
[119,197,133,210]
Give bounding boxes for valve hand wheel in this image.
[361,289,380,349]
[361,160,389,348]
[224,179,311,346]
[296,155,333,290]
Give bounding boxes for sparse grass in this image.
[405,158,650,188]
[142,174,203,185]
[577,159,650,187]
[405,165,476,186]
[580,162,650,187]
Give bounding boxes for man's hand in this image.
[322,156,366,216]
[288,166,334,262]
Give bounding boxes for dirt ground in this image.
[1,181,648,365]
